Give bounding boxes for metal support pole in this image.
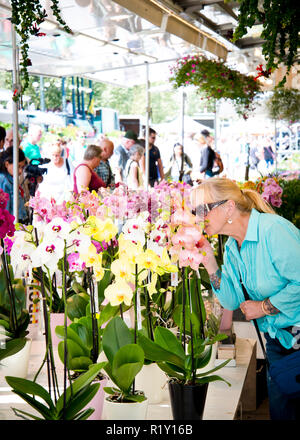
[76,77,81,117]
[214,101,218,151]
[11,23,19,222]
[71,76,76,117]
[81,78,85,120]
[61,77,66,113]
[39,76,45,112]
[179,89,186,182]
[274,119,277,173]
[144,62,150,190]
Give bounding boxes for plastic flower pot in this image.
[168,380,208,420]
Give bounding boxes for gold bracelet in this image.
[261,300,267,315]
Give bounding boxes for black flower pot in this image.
[168,381,208,420]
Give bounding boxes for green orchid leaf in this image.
[59,383,100,420]
[11,407,44,420]
[125,393,147,403]
[6,388,55,419]
[102,316,133,364]
[73,408,95,420]
[55,325,90,356]
[137,332,185,370]
[5,376,55,410]
[195,345,213,369]
[195,374,231,386]
[67,293,90,321]
[57,339,87,368]
[156,362,185,381]
[0,338,26,361]
[98,303,121,327]
[196,359,231,377]
[103,386,117,395]
[112,344,144,393]
[56,363,103,414]
[153,327,185,359]
[68,356,93,372]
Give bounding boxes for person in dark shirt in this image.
[140,128,164,187]
[199,129,216,178]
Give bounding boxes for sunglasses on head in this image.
[192,200,227,217]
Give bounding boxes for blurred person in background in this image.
[164,142,193,184]
[140,127,164,187]
[111,130,138,184]
[95,138,115,187]
[124,144,144,190]
[22,124,42,162]
[37,143,74,203]
[4,127,21,149]
[0,147,28,222]
[73,144,106,194]
[0,126,6,151]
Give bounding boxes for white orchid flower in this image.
[146,239,163,257]
[45,217,72,240]
[10,241,36,279]
[66,229,92,254]
[31,237,65,275]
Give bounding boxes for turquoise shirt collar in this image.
[225,208,260,252]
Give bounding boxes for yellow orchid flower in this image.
[104,278,133,306]
[111,258,135,283]
[81,216,100,237]
[93,218,118,242]
[159,248,178,274]
[79,243,102,268]
[136,248,161,272]
[118,234,144,265]
[146,272,158,298]
[93,265,105,281]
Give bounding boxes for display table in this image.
[0,334,257,421]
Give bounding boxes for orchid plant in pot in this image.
[5,212,117,419]
[0,190,31,375]
[137,206,231,420]
[101,316,148,420]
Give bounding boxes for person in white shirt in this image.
[37,143,74,203]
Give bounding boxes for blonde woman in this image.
[37,143,74,203]
[191,178,300,420]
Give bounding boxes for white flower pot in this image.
[0,338,32,379]
[103,396,148,420]
[135,363,167,404]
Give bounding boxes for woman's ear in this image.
[225,199,236,217]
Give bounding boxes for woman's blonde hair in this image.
[49,142,62,154]
[192,178,275,214]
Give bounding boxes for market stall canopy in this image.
[154,115,209,134]
[0,0,233,88]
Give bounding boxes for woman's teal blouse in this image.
[212,208,300,349]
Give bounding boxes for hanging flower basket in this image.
[232,0,299,84]
[169,54,261,119]
[266,87,300,123]
[11,0,72,99]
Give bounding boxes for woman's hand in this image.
[197,236,219,275]
[240,300,265,320]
